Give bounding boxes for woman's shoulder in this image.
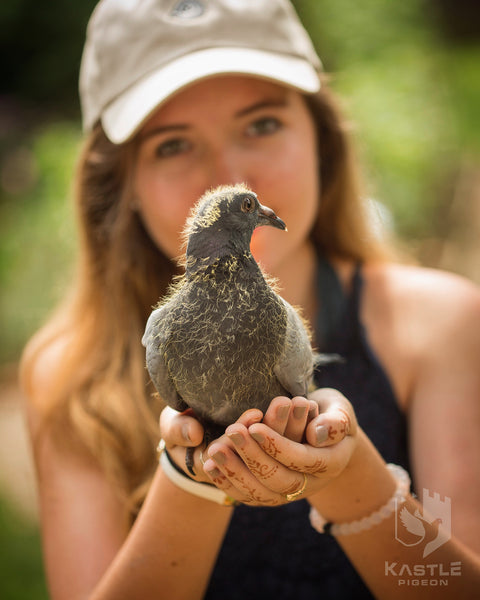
[359,261,480,408]
[363,261,480,362]
[364,261,480,320]
[327,256,480,341]
[20,328,72,427]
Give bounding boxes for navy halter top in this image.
[205,260,410,599]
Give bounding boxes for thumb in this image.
[306,388,357,447]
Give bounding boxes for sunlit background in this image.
[1,1,479,597]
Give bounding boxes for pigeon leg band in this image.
[284,472,308,502]
[185,447,196,477]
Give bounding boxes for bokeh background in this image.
[1,0,479,597]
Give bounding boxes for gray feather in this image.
[273,297,314,397]
[142,306,188,412]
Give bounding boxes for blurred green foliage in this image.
[0,124,80,364]
[0,496,48,599]
[295,0,480,236]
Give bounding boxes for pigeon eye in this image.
[241,196,255,213]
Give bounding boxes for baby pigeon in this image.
[143,184,322,472]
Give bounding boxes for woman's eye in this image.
[154,138,191,158]
[246,117,282,138]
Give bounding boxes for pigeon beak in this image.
[257,204,287,231]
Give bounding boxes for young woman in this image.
[21,1,480,598]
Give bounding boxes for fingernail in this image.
[228,432,245,448]
[316,425,329,444]
[250,432,265,444]
[277,405,290,420]
[293,405,307,420]
[181,424,191,443]
[212,451,226,465]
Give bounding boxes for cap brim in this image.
[102,47,321,144]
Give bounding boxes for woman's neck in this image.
[270,245,356,347]
[271,241,319,332]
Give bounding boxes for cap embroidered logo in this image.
[170,0,205,18]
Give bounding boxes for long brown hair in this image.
[20,79,394,521]
[308,79,394,262]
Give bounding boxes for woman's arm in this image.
[90,466,233,600]
[193,386,480,599]
[25,338,234,600]
[406,273,480,555]
[361,263,480,555]
[307,428,480,600]
[28,404,233,600]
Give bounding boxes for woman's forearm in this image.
[91,467,232,600]
[308,429,480,599]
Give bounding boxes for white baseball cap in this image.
[79,0,322,144]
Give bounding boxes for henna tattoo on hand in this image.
[337,407,352,435]
[244,456,279,480]
[327,412,349,441]
[303,458,328,475]
[233,473,280,506]
[327,424,338,440]
[263,435,281,459]
[319,406,351,442]
[287,457,327,475]
[210,473,227,486]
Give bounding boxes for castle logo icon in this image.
[395,489,452,558]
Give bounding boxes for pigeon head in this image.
[184,184,286,260]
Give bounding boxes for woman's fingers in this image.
[262,397,292,435]
[158,389,358,499]
[159,406,210,482]
[306,388,357,447]
[159,406,204,448]
[262,396,319,441]
[159,405,264,450]
[203,426,309,506]
[203,446,282,506]
[283,396,311,442]
[247,420,356,481]
[159,405,266,483]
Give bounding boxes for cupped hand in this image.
[159,404,263,483]
[202,388,358,506]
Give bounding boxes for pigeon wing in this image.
[273,298,314,397]
[142,306,187,412]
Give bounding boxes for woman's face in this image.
[133,75,319,274]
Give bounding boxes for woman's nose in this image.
[207,149,251,189]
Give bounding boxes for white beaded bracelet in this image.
[309,463,411,536]
[159,443,238,507]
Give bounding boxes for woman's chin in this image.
[250,229,281,274]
